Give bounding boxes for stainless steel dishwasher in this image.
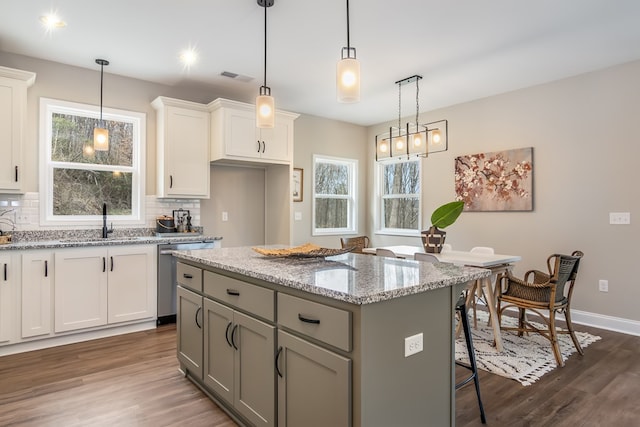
[157,237,222,324]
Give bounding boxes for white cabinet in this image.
[209,98,298,164]
[21,251,53,338]
[0,66,36,193]
[54,245,156,333]
[152,96,210,199]
[0,253,18,344]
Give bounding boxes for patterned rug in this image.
[455,310,601,386]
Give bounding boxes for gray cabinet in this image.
[177,285,203,379]
[204,298,275,427]
[277,330,351,427]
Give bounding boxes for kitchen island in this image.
[172,246,490,427]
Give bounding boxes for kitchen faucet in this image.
[102,202,114,238]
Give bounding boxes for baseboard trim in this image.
[570,309,640,337]
[477,301,640,337]
[0,320,157,357]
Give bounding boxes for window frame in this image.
[39,97,146,226]
[375,157,422,237]
[311,154,358,236]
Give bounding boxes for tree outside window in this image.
[379,159,421,233]
[40,98,145,225]
[313,155,357,235]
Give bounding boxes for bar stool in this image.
[456,293,487,424]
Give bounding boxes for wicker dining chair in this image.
[497,251,584,367]
[340,236,370,254]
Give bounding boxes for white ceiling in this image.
[2,0,640,126]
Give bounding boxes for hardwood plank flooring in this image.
[1,322,638,426]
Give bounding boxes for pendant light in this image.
[337,0,360,103]
[256,0,275,128]
[94,58,109,151]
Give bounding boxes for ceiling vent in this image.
[220,71,254,82]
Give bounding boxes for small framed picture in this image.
[292,168,303,202]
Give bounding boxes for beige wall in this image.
[368,60,640,323]
[291,115,369,248]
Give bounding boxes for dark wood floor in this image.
[0,322,638,427]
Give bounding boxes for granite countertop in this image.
[0,232,221,251]
[173,246,491,305]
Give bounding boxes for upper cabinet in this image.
[152,96,210,199]
[209,98,299,164]
[0,66,36,194]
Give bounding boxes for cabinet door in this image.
[225,107,261,159]
[203,298,235,404]
[177,285,203,379]
[0,78,23,192]
[21,251,53,338]
[54,248,108,332]
[277,330,351,427]
[259,116,293,163]
[107,245,156,324]
[234,310,276,427]
[164,106,210,198]
[0,254,17,344]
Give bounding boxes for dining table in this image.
[362,245,522,352]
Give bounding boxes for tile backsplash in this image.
[0,192,201,232]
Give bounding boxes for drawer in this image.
[177,262,202,292]
[203,271,275,321]
[277,293,351,352]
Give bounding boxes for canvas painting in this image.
[455,147,533,211]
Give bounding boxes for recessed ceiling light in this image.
[39,14,67,30]
[179,48,198,68]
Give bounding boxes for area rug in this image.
[455,310,601,386]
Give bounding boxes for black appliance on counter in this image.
[157,237,222,324]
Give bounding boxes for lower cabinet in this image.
[204,298,275,427]
[21,250,53,338]
[54,245,156,333]
[276,330,351,427]
[0,253,17,344]
[177,285,203,379]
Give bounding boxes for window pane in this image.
[51,113,133,167]
[315,163,349,195]
[384,198,419,229]
[315,198,348,228]
[53,168,132,215]
[383,162,419,195]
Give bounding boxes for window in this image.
[377,158,421,235]
[312,155,357,235]
[39,98,146,225]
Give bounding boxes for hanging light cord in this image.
[99,62,104,126]
[398,81,402,131]
[415,77,420,126]
[346,0,351,50]
[263,2,268,89]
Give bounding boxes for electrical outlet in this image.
[222,211,228,222]
[609,212,630,224]
[404,333,423,357]
[294,211,302,221]
[599,279,608,292]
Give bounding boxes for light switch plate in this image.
[609,212,630,224]
[294,211,302,221]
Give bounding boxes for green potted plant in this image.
[421,200,464,253]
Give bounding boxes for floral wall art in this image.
[455,147,533,211]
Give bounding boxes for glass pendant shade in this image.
[256,87,275,128]
[337,54,360,103]
[93,127,109,151]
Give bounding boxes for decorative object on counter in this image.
[375,74,448,161]
[172,208,192,232]
[156,215,176,233]
[93,58,110,151]
[252,243,354,258]
[421,200,464,253]
[337,0,360,103]
[0,234,11,244]
[256,0,275,128]
[455,147,533,211]
[292,168,303,202]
